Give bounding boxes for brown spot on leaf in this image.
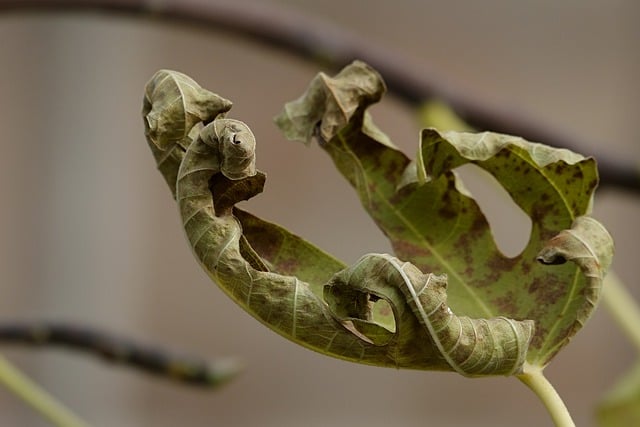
[469,214,488,236]
[391,240,433,267]
[529,325,547,349]
[463,265,475,277]
[491,292,518,316]
[528,278,543,294]
[484,254,516,284]
[531,273,568,306]
[235,209,282,262]
[438,205,458,220]
[487,253,515,270]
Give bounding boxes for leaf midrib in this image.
[334,134,494,318]
[331,132,590,366]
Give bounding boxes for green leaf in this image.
[325,253,534,375]
[233,208,345,297]
[208,168,346,293]
[275,60,613,368]
[144,67,537,376]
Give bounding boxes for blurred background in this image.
[0,0,638,426]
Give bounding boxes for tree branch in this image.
[0,0,638,194]
[0,321,238,388]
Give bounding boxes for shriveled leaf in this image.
[325,253,534,375]
[143,70,232,197]
[210,171,266,216]
[276,60,614,368]
[143,67,535,376]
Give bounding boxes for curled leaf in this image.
[276,61,614,368]
[326,253,534,376]
[538,216,614,272]
[275,61,388,145]
[143,69,232,196]
[143,68,538,376]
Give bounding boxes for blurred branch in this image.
[0,0,638,194]
[0,322,239,388]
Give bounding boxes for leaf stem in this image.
[601,271,640,354]
[517,364,575,427]
[0,354,89,427]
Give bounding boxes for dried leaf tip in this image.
[537,216,614,276]
[275,60,386,144]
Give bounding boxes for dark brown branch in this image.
[0,321,239,388]
[0,0,638,194]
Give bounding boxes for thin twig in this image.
[0,0,638,194]
[0,321,239,388]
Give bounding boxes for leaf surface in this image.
[275,61,614,367]
[144,68,539,376]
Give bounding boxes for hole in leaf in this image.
[454,164,532,258]
[371,297,396,333]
